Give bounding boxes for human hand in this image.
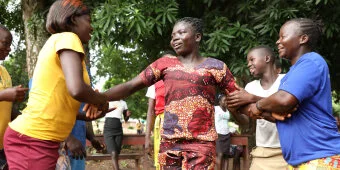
[227,87,253,108]
[2,85,29,102]
[271,112,291,121]
[65,135,86,160]
[248,103,263,117]
[91,139,104,151]
[83,103,114,120]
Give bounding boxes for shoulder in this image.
[198,57,225,70]
[53,32,81,42]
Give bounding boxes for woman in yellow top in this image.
[0,24,29,170]
[3,1,107,169]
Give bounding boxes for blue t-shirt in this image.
[277,52,340,166]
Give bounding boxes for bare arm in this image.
[255,90,298,114]
[103,76,147,101]
[145,98,156,154]
[86,122,104,151]
[59,50,107,105]
[0,85,28,102]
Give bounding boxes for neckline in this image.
[175,56,209,69]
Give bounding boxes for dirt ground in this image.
[86,158,245,170]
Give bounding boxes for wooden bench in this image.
[86,134,145,170]
[230,134,250,170]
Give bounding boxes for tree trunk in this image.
[22,0,49,78]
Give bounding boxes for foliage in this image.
[2,0,340,117]
[91,0,340,117]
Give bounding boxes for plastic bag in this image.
[55,142,71,170]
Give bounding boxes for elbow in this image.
[68,86,85,101]
[276,91,299,111]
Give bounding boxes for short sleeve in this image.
[139,56,175,86]
[279,59,322,103]
[123,101,128,110]
[218,64,237,94]
[55,32,84,55]
[146,85,156,99]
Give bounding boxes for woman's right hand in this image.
[0,85,28,102]
[65,135,86,160]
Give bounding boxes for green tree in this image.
[91,0,340,118]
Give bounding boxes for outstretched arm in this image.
[104,76,147,101]
[145,98,156,155]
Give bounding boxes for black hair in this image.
[175,17,204,37]
[0,24,10,33]
[248,45,276,64]
[286,18,323,49]
[217,93,226,101]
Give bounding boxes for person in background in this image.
[136,120,142,135]
[145,80,165,170]
[214,94,231,170]
[104,100,130,170]
[227,45,288,170]
[0,24,28,170]
[3,1,108,169]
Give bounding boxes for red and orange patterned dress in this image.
[140,55,236,169]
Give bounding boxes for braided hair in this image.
[287,18,323,49]
[175,17,204,37]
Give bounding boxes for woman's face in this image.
[0,30,12,60]
[170,22,199,56]
[276,21,301,60]
[72,14,93,44]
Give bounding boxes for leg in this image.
[111,151,119,170]
[216,153,223,170]
[4,127,59,170]
[222,154,229,170]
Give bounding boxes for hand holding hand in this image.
[227,86,253,108]
[248,103,263,117]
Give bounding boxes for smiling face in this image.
[276,21,302,60]
[247,49,267,78]
[0,30,12,60]
[72,14,93,44]
[170,21,200,56]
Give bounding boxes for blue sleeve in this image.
[279,59,321,103]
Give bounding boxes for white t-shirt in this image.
[146,85,155,99]
[245,74,285,148]
[105,100,128,119]
[214,106,230,135]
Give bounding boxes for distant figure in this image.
[214,94,231,170]
[136,120,142,135]
[104,100,129,170]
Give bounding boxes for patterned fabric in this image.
[288,154,340,170]
[154,113,164,170]
[139,55,236,142]
[158,139,215,170]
